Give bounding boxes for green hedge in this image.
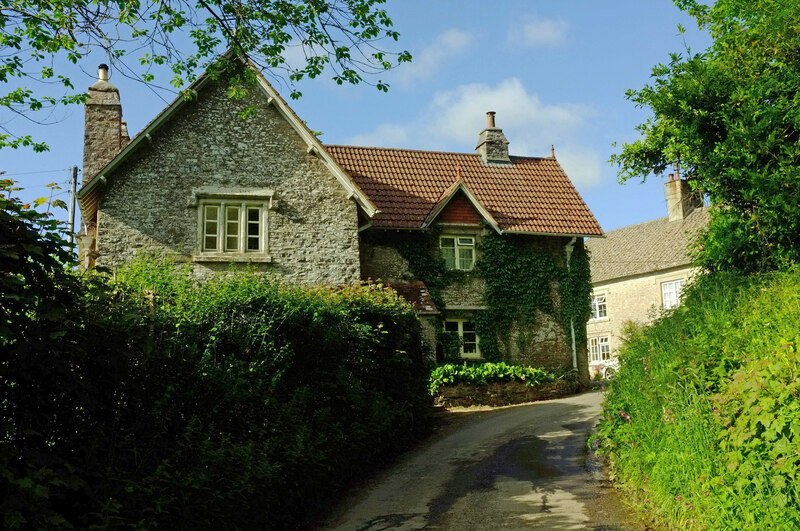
[2,253,431,530]
[597,270,800,529]
[429,362,565,395]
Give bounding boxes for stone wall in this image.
[434,379,582,408]
[94,78,361,284]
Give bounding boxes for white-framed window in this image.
[588,336,610,363]
[199,200,268,255]
[590,294,607,320]
[444,319,480,359]
[661,279,686,310]
[440,235,475,271]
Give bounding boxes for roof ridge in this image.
[323,144,550,161]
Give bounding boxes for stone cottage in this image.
[584,174,708,376]
[77,61,603,380]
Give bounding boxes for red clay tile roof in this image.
[324,145,603,235]
[386,282,440,315]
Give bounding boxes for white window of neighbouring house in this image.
[661,279,686,310]
[590,294,607,320]
[445,319,480,359]
[588,336,610,363]
[440,236,475,271]
[200,200,267,254]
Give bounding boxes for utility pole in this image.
[68,166,77,245]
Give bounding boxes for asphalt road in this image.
[319,390,638,531]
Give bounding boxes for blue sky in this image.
[3,0,710,232]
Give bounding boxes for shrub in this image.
[2,248,432,529]
[597,270,800,529]
[428,362,565,396]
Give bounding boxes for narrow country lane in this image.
[319,390,639,531]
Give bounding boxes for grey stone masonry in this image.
[83,66,127,185]
[94,77,361,284]
[475,112,511,164]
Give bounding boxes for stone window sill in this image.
[193,254,273,263]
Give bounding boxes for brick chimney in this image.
[475,111,511,164]
[82,64,127,185]
[665,172,703,221]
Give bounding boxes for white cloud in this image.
[346,123,410,148]
[396,28,473,85]
[552,145,605,188]
[508,16,569,48]
[344,78,604,187]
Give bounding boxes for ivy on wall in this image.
[560,241,592,345]
[395,227,464,361]
[397,227,593,364]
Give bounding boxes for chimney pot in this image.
[668,173,674,181]
[486,111,496,128]
[98,64,109,82]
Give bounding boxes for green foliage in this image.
[2,223,431,530]
[561,242,592,345]
[1,0,410,150]
[428,362,559,396]
[395,228,592,365]
[597,270,800,529]
[611,0,800,272]
[476,232,593,360]
[0,179,75,340]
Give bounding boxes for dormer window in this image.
[440,235,475,271]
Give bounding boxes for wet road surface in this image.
[319,390,640,530]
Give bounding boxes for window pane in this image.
[440,237,455,248]
[445,321,459,332]
[462,321,475,332]
[203,205,219,251]
[441,248,456,270]
[224,206,240,252]
[462,339,477,354]
[458,248,474,270]
[246,207,260,251]
[457,237,474,246]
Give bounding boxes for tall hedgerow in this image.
[597,270,800,529]
[2,236,431,529]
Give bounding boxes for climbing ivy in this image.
[560,241,592,345]
[475,231,593,361]
[395,227,465,362]
[396,227,593,364]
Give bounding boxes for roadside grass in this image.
[597,270,800,529]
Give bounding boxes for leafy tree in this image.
[611,0,800,272]
[1,0,411,151]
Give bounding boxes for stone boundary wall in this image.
[434,379,582,408]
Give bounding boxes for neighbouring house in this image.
[584,174,708,376]
[76,60,603,381]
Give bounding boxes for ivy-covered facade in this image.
[359,217,594,381]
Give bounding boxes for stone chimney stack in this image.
[82,64,127,185]
[476,111,511,164]
[665,173,703,221]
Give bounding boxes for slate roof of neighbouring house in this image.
[325,145,604,236]
[585,206,710,283]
